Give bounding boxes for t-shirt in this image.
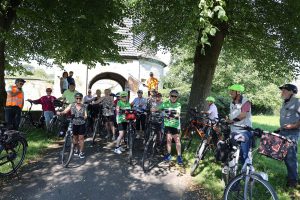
[102,96,114,116]
[159,100,181,129]
[146,77,159,90]
[280,96,300,141]
[70,103,86,125]
[207,103,218,120]
[116,100,131,124]
[131,97,147,112]
[62,89,78,104]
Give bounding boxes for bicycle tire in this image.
[190,139,208,176]
[18,116,32,133]
[92,119,99,145]
[142,133,157,172]
[224,173,278,200]
[61,134,74,167]
[127,126,135,165]
[48,117,57,134]
[181,126,197,154]
[0,136,27,176]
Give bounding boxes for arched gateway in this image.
[88,72,127,90]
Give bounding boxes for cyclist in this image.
[57,93,87,159]
[114,91,131,154]
[131,90,147,139]
[28,88,57,130]
[83,89,94,104]
[227,84,252,164]
[278,83,300,188]
[153,90,183,165]
[102,89,116,140]
[202,96,219,120]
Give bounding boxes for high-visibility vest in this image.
[6,85,24,109]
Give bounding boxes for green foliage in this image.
[164,48,285,114]
[3,0,127,73]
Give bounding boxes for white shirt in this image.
[207,103,218,120]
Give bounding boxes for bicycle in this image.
[61,116,75,167]
[92,104,106,145]
[142,111,165,172]
[0,122,28,176]
[222,125,279,200]
[48,100,68,136]
[19,100,45,132]
[190,118,227,176]
[180,108,207,154]
[123,109,137,165]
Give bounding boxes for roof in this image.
[117,18,167,67]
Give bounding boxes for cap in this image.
[279,84,298,94]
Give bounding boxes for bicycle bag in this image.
[258,132,293,161]
[215,140,231,163]
[125,110,136,120]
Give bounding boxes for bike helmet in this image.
[120,91,128,97]
[74,93,83,98]
[115,92,120,97]
[206,96,215,102]
[228,84,245,92]
[279,84,298,94]
[15,79,26,84]
[169,89,179,96]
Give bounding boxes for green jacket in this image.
[159,100,181,129]
[116,100,131,124]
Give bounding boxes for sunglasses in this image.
[121,96,127,98]
[46,91,52,92]
[170,95,178,98]
[76,98,82,100]
[19,83,24,85]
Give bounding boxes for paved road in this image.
[0,138,197,200]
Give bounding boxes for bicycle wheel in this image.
[224,173,278,200]
[181,125,198,154]
[0,136,27,176]
[92,119,99,145]
[18,116,32,133]
[127,128,135,165]
[61,133,74,167]
[190,139,208,176]
[142,133,157,172]
[48,117,58,135]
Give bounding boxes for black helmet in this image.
[74,93,83,98]
[15,79,26,84]
[279,84,298,94]
[169,89,179,96]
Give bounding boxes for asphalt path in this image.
[0,137,201,200]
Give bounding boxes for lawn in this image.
[184,115,300,200]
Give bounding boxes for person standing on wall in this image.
[60,71,69,94]
[5,79,26,130]
[67,71,75,86]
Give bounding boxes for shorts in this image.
[118,122,128,131]
[164,126,179,135]
[104,115,115,123]
[73,124,86,135]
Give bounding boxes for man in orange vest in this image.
[5,79,26,129]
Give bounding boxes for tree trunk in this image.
[188,23,228,112]
[0,40,5,121]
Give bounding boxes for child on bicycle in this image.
[114,91,131,154]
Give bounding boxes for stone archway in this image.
[88,72,127,90]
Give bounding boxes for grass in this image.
[184,115,300,200]
[0,128,56,175]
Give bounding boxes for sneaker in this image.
[114,148,122,154]
[119,146,126,152]
[74,149,79,156]
[164,154,172,162]
[177,155,183,165]
[79,152,85,159]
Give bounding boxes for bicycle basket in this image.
[258,132,293,161]
[3,130,21,144]
[125,110,136,120]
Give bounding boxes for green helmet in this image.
[120,91,128,97]
[228,84,245,92]
[206,96,215,102]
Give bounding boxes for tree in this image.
[0,0,126,119]
[130,0,300,111]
